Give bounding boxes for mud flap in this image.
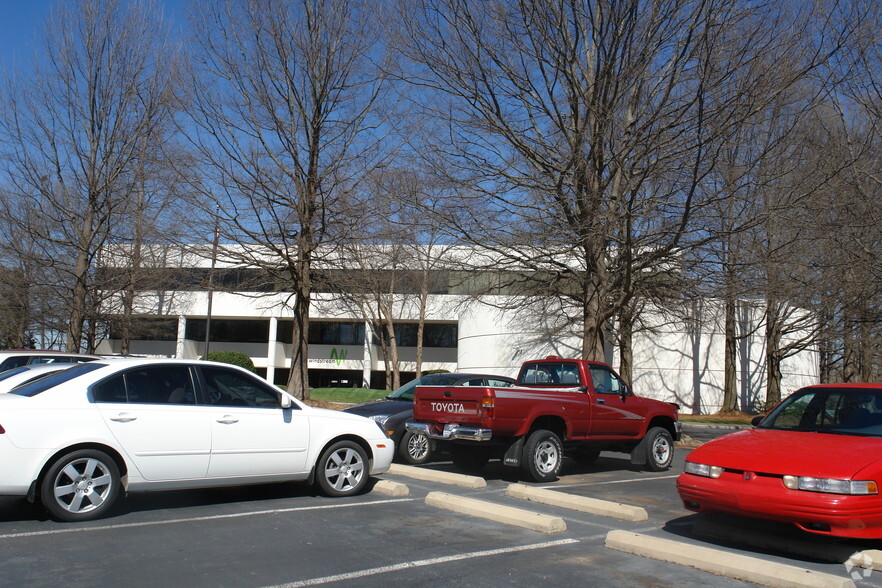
[503,436,525,467]
[630,436,648,465]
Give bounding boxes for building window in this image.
[108,318,178,341]
[375,323,458,348]
[185,319,270,343]
[274,321,367,345]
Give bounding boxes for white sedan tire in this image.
[41,449,121,522]
[315,440,370,497]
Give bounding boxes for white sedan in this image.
[0,358,393,521]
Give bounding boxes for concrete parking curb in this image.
[385,464,487,489]
[371,480,409,497]
[425,491,567,534]
[505,484,648,522]
[605,530,854,588]
[857,550,882,571]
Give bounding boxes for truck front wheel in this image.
[645,427,674,471]
[522,429,563,482]
[451,444,490,473]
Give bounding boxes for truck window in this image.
[488,378,514,388]
[520,362,580,385]
[589,366,626,395]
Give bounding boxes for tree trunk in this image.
[383,314,400,391]
[842,317,859,383]
[582,289,606,361]
[618,306,634,386]
[286,249,312,400]
[764,302,783,409]
[67,225,93,353]
[416,268,429,378]
[721,299,738,413]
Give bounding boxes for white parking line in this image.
[542,474,679,489]
[268,538,581,587]
[0,498,415,540]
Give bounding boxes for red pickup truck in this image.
[406,356,681,482]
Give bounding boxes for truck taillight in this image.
[0,424,4,434]
[482,397,494,419]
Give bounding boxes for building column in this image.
[176,315,186,359]
[267,317,278,385]
[362,320,372,388]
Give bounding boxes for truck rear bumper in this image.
[406,422,492,442]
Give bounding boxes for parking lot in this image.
[0,426,878,587]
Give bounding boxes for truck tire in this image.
[451,444,490,473]
[521,429,563,482]
[645,427,674,471]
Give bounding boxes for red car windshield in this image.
[760,388,882,437]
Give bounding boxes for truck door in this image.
[587,366,644,437]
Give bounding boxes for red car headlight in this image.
[684,462,723,479]
[782,476,878,495]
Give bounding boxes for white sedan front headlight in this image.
[782,476,878,495]
[684,462,723,479]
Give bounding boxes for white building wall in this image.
[101,289,819,413]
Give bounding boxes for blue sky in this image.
[0,0,50,67]
[0,0,187,68]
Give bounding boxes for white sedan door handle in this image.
[216,416,239,424]
[110,413,137,423]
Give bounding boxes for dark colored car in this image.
[344,373,515,465]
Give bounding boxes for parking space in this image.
[0,446,880,587]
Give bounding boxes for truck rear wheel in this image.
[522,429,562,482]
[451,444,489,473]
[645,427,674,471]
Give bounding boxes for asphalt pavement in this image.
[2,429,879,588]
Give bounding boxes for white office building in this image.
[96,245,819,413]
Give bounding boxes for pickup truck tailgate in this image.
[412,385,488,425]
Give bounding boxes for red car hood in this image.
[688,429,882,479]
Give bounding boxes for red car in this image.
[677,383,882,539]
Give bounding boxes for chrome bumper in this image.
[406,422,492,442]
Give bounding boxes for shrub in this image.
[201,350,256,373]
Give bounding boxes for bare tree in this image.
[0,0,180,352]
[394,0,828,366]
[331,164,461,388]
[185,0,390,398]
[805,105,882,384]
